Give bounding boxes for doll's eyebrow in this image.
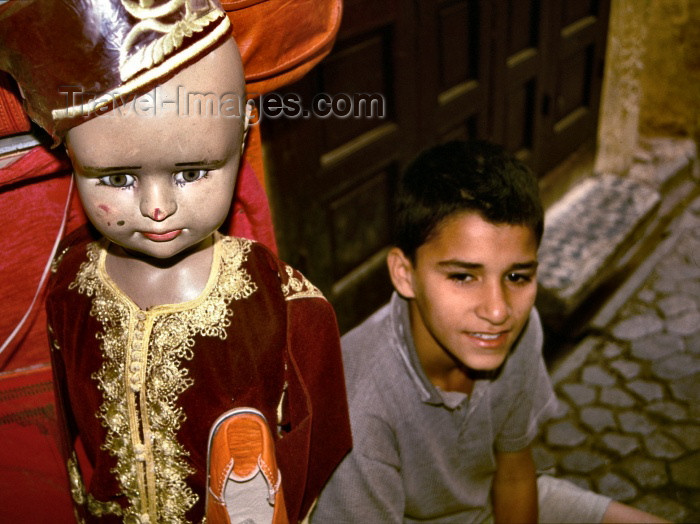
[173,159,224,169]
[81,165,141,176]
[79,160,224,175]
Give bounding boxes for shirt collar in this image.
[389,292,468,409]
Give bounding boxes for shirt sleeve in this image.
[311,410,405,524]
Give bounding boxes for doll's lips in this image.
[141,229,182,241]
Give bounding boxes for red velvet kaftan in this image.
[46,228,351,523]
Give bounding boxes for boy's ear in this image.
[387,247,416,299]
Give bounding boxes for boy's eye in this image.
[449,273,474,283]
[506,272,533,284]
[97,174,135,188]
[174,169,208,185]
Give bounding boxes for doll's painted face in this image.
[66,39,248,260]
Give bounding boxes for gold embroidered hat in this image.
[0,0,232,141]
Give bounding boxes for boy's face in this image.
[389,211,538,376]
[66,39,247,260]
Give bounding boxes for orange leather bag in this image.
[223,0,342,94]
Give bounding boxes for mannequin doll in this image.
[0,1,350,522]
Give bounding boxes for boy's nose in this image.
[475,283,510,325]
[139,180,177,222]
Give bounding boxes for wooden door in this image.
[489,0,546,165]
[261,0,416,332]
[261,0,611,332]
[536,0,610,172]
[415,0,492,143]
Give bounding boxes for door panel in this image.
[418,0,491,142]
[538,0,610,172]
[490,0,545,163]
[320,32,392,153]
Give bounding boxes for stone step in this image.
[536,137,697,333]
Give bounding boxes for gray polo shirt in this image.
[313,293,558,523]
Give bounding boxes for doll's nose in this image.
[140,181,177,221]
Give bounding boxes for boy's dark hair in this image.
[393,140,544,260]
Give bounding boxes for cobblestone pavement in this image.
[533,195,700,523]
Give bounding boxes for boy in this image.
[312,141,666,523]
[0,1,350,522]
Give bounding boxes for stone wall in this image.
[596,0,700,175]
[639,0,700,143]
[595,0,648,175]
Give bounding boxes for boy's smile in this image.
[389,211,538,391]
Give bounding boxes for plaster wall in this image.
[639,0,700,143]
[596,0,700,175]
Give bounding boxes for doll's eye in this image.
[174,169,208,185]
[97,174,135,188]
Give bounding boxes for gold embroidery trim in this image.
[67,453,86,506]
[51,4,229,120]
[51,247,70,273]
[70,234,256,522]
[280,265,324,301]
[48,324,61,352]
[87,494,124,518]
[119,0,225,82]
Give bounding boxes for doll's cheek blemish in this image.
[98,204,110,214]
[117,220,125,226]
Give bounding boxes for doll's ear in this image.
[241,99,255,154]
[387,247,416,299]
